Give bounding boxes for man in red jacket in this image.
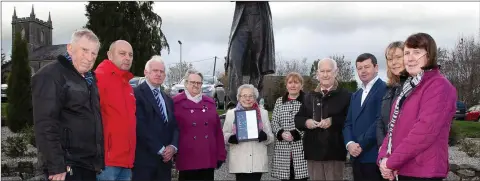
[95,40,136,180]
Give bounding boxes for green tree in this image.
[7,32,33,132]
[85,1,170,76]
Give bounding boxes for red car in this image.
[465,105,480,122]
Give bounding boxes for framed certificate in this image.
[234,109,259,142]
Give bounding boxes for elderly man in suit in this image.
[132,55,179,181]
[343,53,387,181]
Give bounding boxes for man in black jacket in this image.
[32,28,104,181]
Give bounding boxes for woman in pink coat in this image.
[173,69,226,181]
[377,32,457,181]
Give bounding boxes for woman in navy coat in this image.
[173,69,227,181]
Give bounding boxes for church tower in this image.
[12,5,53,53]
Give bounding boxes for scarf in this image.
[184,89,202,104]
[232,102,264,134]
[64,53,94,85]
[386,70,425,155]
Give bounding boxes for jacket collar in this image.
[172,91,215,104]
[96,59,134,81]
[281,90,305,104]
[57,54,97,78]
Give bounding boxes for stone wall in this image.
[448,163,480,181]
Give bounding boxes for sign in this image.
[234,109,259,142]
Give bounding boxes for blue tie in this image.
[152,89,167,122]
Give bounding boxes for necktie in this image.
[322,90,328,95]
[152,89,167,122]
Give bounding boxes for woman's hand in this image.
[282,131,293,141]
[380,158,395,180]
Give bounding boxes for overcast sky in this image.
[2,2,479,83]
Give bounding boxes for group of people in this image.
[32,27,457,181]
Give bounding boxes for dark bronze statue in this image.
[225,1,276,108]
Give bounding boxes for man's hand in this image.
[380,158,395,181]
[48,172,66,181]
[282,131,293,141]
[318,118,332,129]
[162,145,176,163]
[305,119,317,129]
[347,143,362,157]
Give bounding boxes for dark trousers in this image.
[235,172,262,181]
[178,168,214,181]
[132,165,171,181]
[44,166,96,181]
[398,175,443,181]
[352,161,382,181]
[282,158,308,181]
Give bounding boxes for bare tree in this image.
[330,54,355,82]
[166,62,193,86]
[275,56,310,76]
[309,54,355,82]
[439,35,480,107]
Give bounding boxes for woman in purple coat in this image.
[377,33,457,181]
[173,69,227,181]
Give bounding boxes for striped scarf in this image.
[64,53,94,85]
[386,70,424,155]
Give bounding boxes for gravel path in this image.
[2,127,479,180]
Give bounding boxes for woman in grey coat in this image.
[376,41,406,148]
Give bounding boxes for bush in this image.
[1,136,27,158]
[6,31,33,133]
[339,80,358,92]
[21,125,35,148]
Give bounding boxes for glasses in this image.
[188,81,202,86]
[240,94,255,99]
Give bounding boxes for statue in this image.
[225,1,276,109]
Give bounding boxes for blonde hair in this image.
[285,72,304,85]
[385,41,404,86]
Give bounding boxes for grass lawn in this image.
[452,120,480,138]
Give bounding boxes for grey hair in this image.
[183,69,203,86]
[144,55,165,71]
[70,28,100,47]
[317,58,338,72]
[236,84,259,100]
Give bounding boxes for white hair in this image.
[237,84,259,100]
[317,58,338,72]
[144,55,165,71]
[70,28,100,47]
[183,69,203,86]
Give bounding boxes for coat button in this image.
[204,122,208,126]
[194,136,196,140]
[205,135,208,139]
[193,122,196,126]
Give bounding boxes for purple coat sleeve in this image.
[386,79,456,170]
[215,113,227,161]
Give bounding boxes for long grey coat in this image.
[271,92,308,180]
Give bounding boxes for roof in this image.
[29,44,67,61]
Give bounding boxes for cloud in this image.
[1,2,479,85]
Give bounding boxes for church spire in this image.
[30,4,35,18]
[13,6,17,19]
[48,11,51,22]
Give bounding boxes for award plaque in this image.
[234,109,259,142]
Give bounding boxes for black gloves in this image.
[276,129,285,141]
[258,130,267,142]
[216,160,224,169]
[291,129,301,141]
[228,135,239,144]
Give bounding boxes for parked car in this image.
[455,101,467,120]
[169,75,225,109]
[465,104,480,122]
[1,84,7,103]
[129,77,146,88]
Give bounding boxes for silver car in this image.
[170,75,225,109]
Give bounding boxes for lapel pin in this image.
[190,110,194,113]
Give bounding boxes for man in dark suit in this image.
[132,55,179,181]
[343,53,387,181]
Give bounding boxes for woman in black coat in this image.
[376,41,406,149]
